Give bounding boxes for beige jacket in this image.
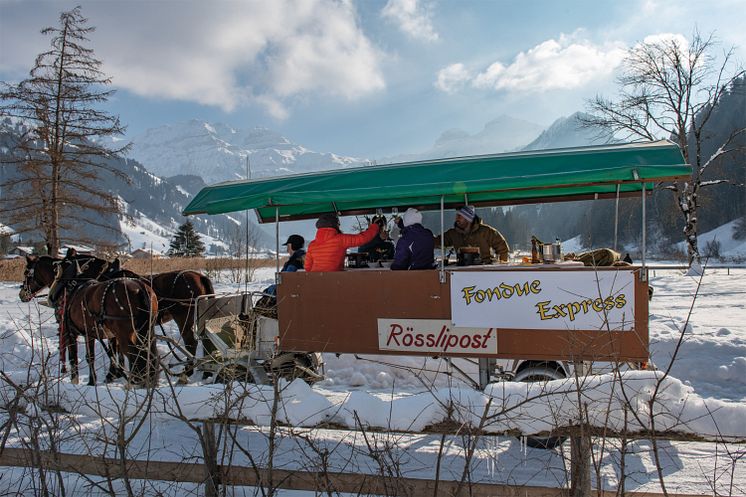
[435,217,510,263]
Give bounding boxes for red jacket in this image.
[306,224,380,272]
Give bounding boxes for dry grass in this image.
[0,258,24,282]
[123,257,277,276]
[0,257,279,282]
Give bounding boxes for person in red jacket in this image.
[306,213,380,272]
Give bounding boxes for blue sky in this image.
[1,0,744,160]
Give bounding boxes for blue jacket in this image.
[391,223,435,270]
[282,249,305,272]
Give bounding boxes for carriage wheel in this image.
[513,363,567,450]
[271,353,323,384]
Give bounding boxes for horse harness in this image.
[58,277,150,340]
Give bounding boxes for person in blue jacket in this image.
[390,208,435,270]
[281,234,306,272]
[263,234,305,297]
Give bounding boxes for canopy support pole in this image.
[439,195,446,284]
[641,183,646,270]
[275,207,280,282]
[613,184,620,252]
[244,157,252,293]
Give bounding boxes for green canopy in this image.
[183,140,690,223]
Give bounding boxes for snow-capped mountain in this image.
[129,120,370,184]
[382,115,544,164]
[0,119,272,253]
[521,112,615,151]
[431,115,544,156]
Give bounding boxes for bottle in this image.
[531,236,539,264]
[554,237,562,261]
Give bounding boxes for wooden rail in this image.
[0,447,713,497]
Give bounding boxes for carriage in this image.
[183,140,691,395]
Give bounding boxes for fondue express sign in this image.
[450,270,636,331]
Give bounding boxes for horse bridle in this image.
[21,265,47,300]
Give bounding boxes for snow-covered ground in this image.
[1,266,744,495]
[676,219,746,260]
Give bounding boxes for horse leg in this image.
[67,333,79,385]
[85,334,96,386]
[104,339,126,383]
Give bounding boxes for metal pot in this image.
[457,247,481,266]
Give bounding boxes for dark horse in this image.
[20,254,214,379]
[48,259,160,386]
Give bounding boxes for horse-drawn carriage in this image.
[21,141,690,410]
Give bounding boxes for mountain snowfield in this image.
[0,266,744,494]
[120,210,230,255]
[129,120,371,184]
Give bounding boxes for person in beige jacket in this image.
[434,205,510,264]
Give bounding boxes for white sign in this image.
[450,270,636,331]
[377,319,497,354]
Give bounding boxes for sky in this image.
[1,0,745,160]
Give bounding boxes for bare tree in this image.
[584,31,745,266]
[0,7,129,257]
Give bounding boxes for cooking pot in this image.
[457,247,481,266]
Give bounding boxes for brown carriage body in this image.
[276,266,648,362]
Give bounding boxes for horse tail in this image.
[137,280,158,331]
[200,274,215,296]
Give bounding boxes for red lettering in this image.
[445,334,459,351]
[459,335,471,348]
[436,326,447,348]
[386,324,403,346]
[481,329,493,349]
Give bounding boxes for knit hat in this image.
[283,234,305,250]
[402,208,422,227]
[316,213,340,229]
[457,205,475,222]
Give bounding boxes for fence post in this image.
[202,421,220,497]
[570,361,591,497]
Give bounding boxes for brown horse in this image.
[48,260,160,386]
[20,254,214,379]
[20,254,113,375]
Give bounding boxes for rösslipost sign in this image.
[450,270,636,331]
[377,319,498,355]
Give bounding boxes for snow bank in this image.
[4,371,741,440]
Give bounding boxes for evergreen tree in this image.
[169,220,205,257]
[0,7,129,256]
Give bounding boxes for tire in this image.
[513,363,567,450]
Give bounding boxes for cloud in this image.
[438,35,627,94]
[381,0,439,42]
[1,0,385,119]
[434,63,471,93]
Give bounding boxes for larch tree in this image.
[0,7,129,257]
[583,31,745,266]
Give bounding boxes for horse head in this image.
[19,255,56,302]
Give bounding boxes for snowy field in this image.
[1,266,745,496]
